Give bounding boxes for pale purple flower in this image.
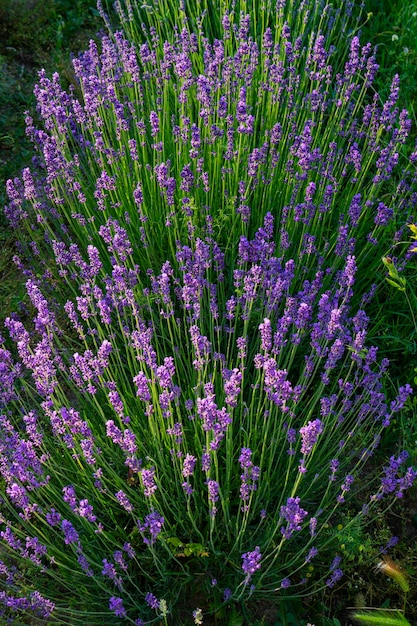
[182,454,197,477]
[28,591,55,618]
[309,517,317,537]
[141,467,157,497]
[149,110,159,136]
[239,447,260,508]
[375,451,417,500]
[115,490,134,513]
[123,542,136,558]
[239,448,253,469]
[207,479,219,504]
[180,163,195,192]
[326,555,343,587]
[390,384,413,413]
[300,419,324,455]
[326,568,343,587]
[236,336,247,359]
[113,550,127,572]
[77,548,94,576]
[379,536,399,554]
[223,368,242,407]
[259,318,272,352]
[182,481,194,495]
[62,485,77,510]
[77,499,97,522]
[280,497,308,539]
[108,390,125,417]
[133,371,151,402]
[133,182,143,207]
[138,510,164,545]
[201,452,211,472]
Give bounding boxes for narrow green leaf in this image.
[352,609,411,626]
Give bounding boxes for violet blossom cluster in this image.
[241,546,262,585]
[239,448,261,511]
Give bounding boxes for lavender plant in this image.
[1,0,417,623]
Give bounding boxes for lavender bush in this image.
[1,0,417,623]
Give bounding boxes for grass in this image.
[0,0,417,624]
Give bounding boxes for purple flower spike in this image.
[149,110,159,136]
[223,588,232,601]
[280,497,308,539]
[109,596,127,618]
[115,490,134,513]
[300,419,324,455]
[145,592,159,610]
[137,510,164,545]
[102,559,123,590]
[241,546,262,584]
[61,519,79,545]
[141,467,157,497]
[239,448,260,510]
[326,556,343,588]
[207,479,219,504]
[182,453,197,477]
[133,371,151,402]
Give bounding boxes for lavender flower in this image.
[102,557,123,589]
[241,546,262,584]
[223,588,232,601]
[46,508,61,527]
[149,111,159,136]
[133,371,151,402]
[182,453,197,477]
[145,592,159,610]
[61,520,79,545]
[300,419,324,455]
[77,548,94,577]
[206,479,219,505]
[326,555,343,588]
[239,448,260,510]
[109,596,127,618]
[141,467,157,497]
[280,497,308,539]
[115,490,134,513]
[374,452,417,500]
[137,510,164,545]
